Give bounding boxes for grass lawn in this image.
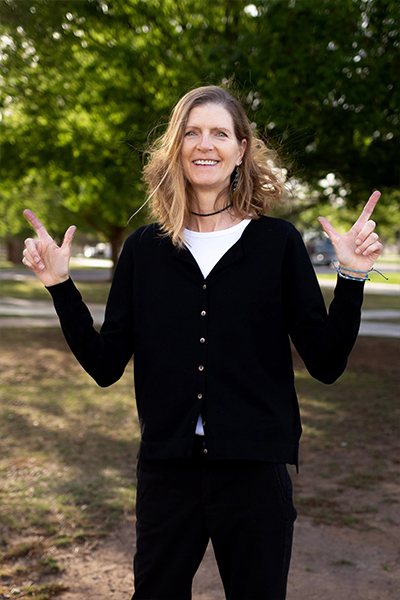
[291,336,400,530]
[0,328,138,598]
[0,279,110,304]
[320,288,400,311]
[0,327,399,597]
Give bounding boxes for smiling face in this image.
[181,103,247,198]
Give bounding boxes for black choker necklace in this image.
[191,204,232,217]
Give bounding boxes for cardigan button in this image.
[200,337,205,343]
[203,284,207,290]
[198,365,204,371]
[197,393,203,399]
[201,310,206,317]
[203,448,208,455]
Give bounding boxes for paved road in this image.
[1,297,399,337]
[0,297,105,328]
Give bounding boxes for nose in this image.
[198,132,213,151]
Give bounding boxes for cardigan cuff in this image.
[334,274,365,303]
[46,277,82,305]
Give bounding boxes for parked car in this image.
[83,242,111,259]
[309,238,337,266]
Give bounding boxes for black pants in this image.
[132,438,297,600]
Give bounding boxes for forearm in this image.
[292,276,364,384]
[48,278,133,386]
[283,226,364,384]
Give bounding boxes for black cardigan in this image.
[48,216,364,465]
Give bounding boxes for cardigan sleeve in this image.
[47,235,135,387]
[282,225,364,384]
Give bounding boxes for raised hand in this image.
[22,210,76,287]
[317,191,383,275]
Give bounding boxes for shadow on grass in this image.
[0,328,139,540]
[1,330,399,539]
[293,336,399,451]
[291,335,400,529]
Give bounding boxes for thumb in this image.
[61,225,76,253]
[317,217,339,242]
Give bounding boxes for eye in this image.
[185,130,196,137]
[216,131,227,137]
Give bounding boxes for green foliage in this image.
[249,0,399,194]
[1,0,399,249]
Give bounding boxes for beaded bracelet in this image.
[332,262,388,282]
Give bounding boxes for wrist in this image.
[45,275,70,288]
[333,263,371,282]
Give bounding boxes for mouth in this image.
[192,160,219,166]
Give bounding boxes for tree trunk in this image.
[6,237,25,264]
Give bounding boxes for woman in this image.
[23,86,382,600]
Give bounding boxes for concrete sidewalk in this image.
[0,297,105,328]
[1,297,399,337]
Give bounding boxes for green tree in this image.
[1,0,399,264]
[0,0,205,264]
[200,0,399,226]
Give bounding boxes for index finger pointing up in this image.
[23,209,50,239]
[354,191,381,229]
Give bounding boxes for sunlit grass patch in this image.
[0,279,110,304]
[294,367,399,451]
[321,289,400,310]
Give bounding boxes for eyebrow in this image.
[185,125,232,134]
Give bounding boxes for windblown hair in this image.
[143,85,285,247]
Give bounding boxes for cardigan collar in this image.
[170,218,260,278]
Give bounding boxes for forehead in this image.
[186,103,235,130]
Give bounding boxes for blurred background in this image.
[0,2,399,599]
[1,0,399,269]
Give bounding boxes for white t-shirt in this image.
[183,219,251,435]
[183,219,251,279]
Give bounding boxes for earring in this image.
[232,165,240,191]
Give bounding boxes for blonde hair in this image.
[143,86,284,247]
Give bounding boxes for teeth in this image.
[193,160,218,165]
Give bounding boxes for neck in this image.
[187,189,225,231]
[191,203,232,217]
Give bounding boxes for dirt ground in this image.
[1,336,399,599]
[47,338,400,600]
[50,513,399,600]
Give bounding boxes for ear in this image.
[237,138,247,164]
